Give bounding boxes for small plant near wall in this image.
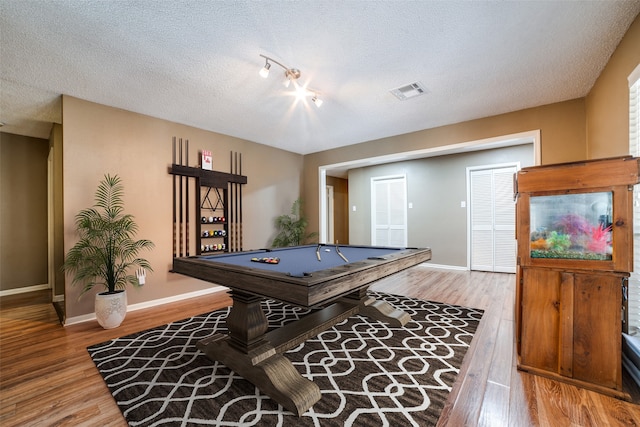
[271,198,318,247]
[63,174,154,328]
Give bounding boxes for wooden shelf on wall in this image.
[169,165,247,187]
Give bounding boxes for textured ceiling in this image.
[1,1,639,155]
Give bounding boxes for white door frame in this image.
[319,169,327,243]
[326,185,334,243]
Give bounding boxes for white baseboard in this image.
[0,283,50,297]
[64,286,228,326]
[423,263,469,271]
[53,294,64,303]
[65,312,95,325]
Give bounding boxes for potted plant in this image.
[271,198,318,247]
[64,174,154,329]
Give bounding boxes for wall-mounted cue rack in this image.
[169,137,247,258]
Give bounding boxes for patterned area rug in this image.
[88,292,483,426]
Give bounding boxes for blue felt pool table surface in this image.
[198,244,403,277]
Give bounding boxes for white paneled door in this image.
[371,175,407,247]
[469,165,517,273]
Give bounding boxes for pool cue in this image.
[239,152,243,251]
[335,241,349,262]
[235,151,239,252]
[230,151,235,252]
[179,138,183,257]
[228,151,232,251]
[172,137,177,258]
[185,139,189,256]
[232,152,236,252]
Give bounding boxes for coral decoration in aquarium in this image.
[529,192,612,260]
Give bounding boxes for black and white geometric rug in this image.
[88,292,483,426]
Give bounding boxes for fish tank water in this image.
[529,192,613,260]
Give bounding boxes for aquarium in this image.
[529,192,613,260]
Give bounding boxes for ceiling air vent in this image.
[390,81,428,101]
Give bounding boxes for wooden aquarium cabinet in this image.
[515,156,640,400]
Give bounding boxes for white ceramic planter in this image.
[95,290,127,329]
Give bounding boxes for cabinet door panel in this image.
[521,268,561,371]
[572,274,622,389]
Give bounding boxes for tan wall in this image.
[586,13,640,158]
[303,99,586,238]
[62,96,303,319]
[0,132,49,290]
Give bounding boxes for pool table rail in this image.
[172,246,432,307]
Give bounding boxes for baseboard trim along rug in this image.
[88,292,484,426]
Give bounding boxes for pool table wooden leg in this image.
[196,291,320,416]
[342,287,412,327]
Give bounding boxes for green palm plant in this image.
[64,174,154,295]
[271,198,318,247]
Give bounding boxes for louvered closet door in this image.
[372,176,407,247]
[471,170,494,271]
[470,166,517,273]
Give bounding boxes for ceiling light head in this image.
[312,95,323,108]
[285,68,301,80]
[284,68,301,87]
[259,61,271,78]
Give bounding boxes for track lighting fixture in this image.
[259,54,323,107]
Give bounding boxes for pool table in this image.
[172,244,432,415]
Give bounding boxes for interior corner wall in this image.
[586,12,640,159]
[303,98,587,240]
[0,132,49,291]
[50,123,65,297]
[62,96,303,319]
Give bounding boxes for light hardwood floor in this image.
[1,267,639,426]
